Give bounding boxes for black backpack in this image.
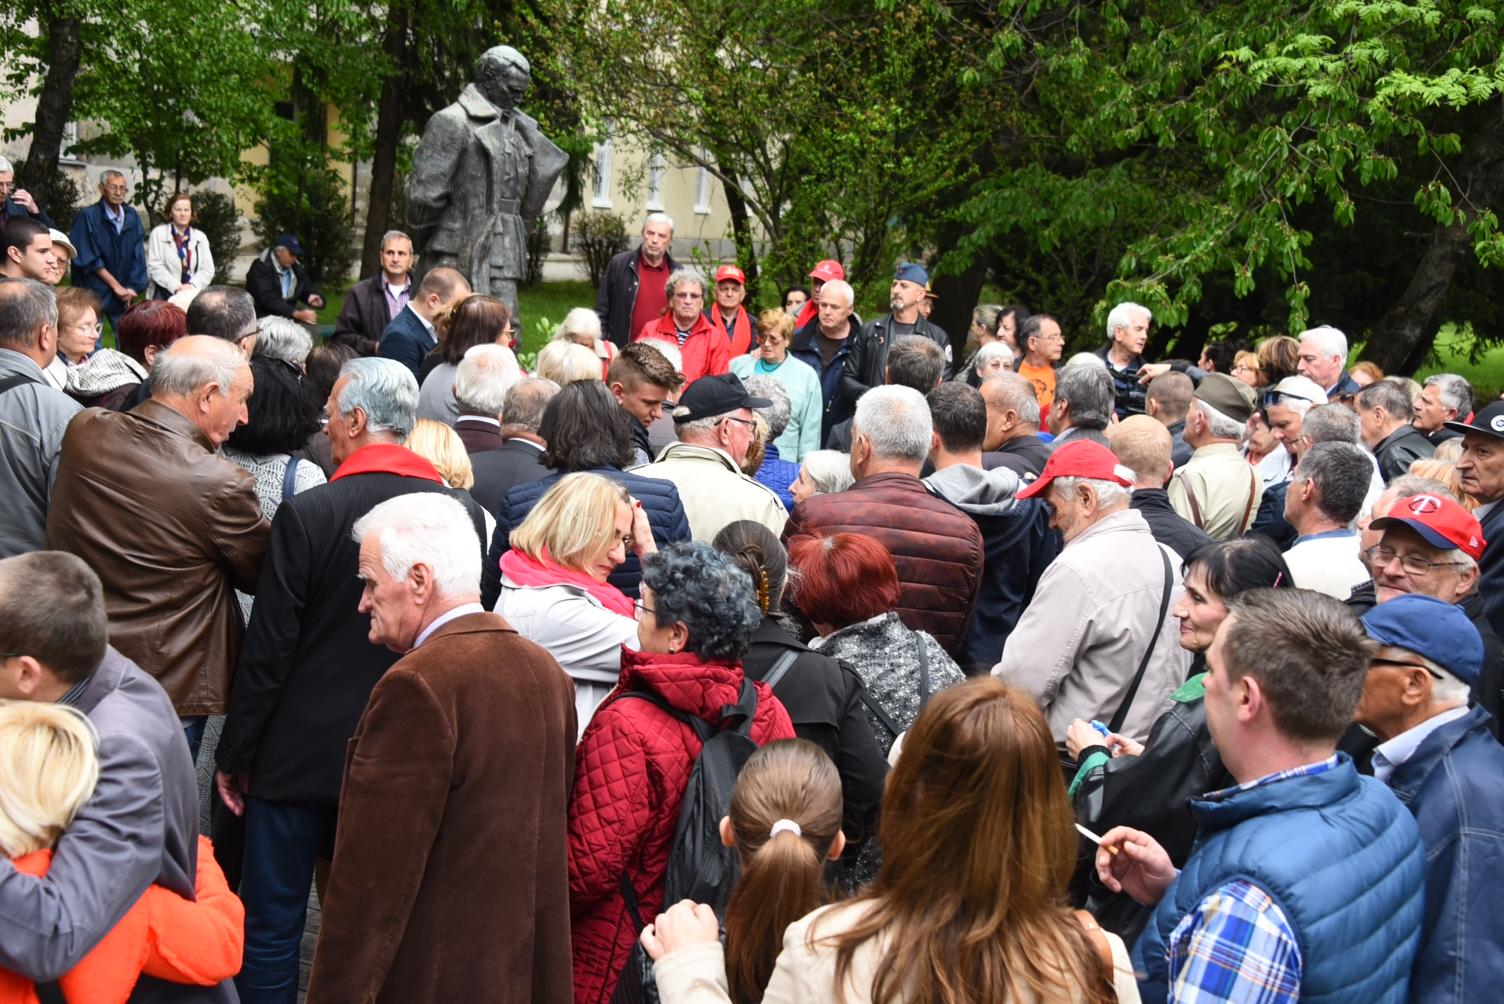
[610,678,761,1004]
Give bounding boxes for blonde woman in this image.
[406,418,476,490]
[537,338,604,386]
[555,306,617,379]
[0,703,243,1004]
[495,472,656,728]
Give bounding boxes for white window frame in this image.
[693,151,712,215]
[646,151,665,211]
[591,125,614,209]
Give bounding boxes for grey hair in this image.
[1381,474,1455,509]
[819,279,854,308]
[677,412,737,439]
[982,371,1040,426]
[799,450,854,495]
[0,277,58,349]
[1356,379,1412,419]
[152,337,246,397]
[1106,301,1151,340]
[501,376,559,432]
[453,344,522,416]
[1423,373,1473,418]
[1295,441,1373,526]
[1055,362,1113,430]
[98,168,125,186]
[1065,351,1107,370]
[351,493,480,600]
[379,230,411,251]
[0,157,12,174]
[1050,475,1131,509]
[1301,403,1361,445]
[338,357,419,438]
[254,316,312,369]
[1428,663,1472,706]
[641,541,760,661]
[743,376,791,439]
[1299,324,1348,361]
[852,384,931,462]
[1194,398,1246,440]
[554,306,603,342]
[664,266,706,301]
[643,211,675,233]
[974,340,1014,373]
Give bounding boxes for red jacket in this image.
[633,313,730,388]
[567,646,794,1003]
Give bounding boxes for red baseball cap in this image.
[1371,493,1487,560]
[809,259,845,283]
[1016,441,1134,500]
[714,264,745,286]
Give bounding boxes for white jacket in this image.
[145,223,215,298]
[494,576,637,685]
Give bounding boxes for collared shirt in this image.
[56,675,91,707]
[1372,705,1471,784]
[273,257,294,299]
[413,602,485,649]
[383,277,411,320]
[103,202,125,234]
[464,415,501,429]
[1166,756,1340,1003]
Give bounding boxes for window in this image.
[591,123,614,209]
[694,151,712,215]
[646,152,665,211]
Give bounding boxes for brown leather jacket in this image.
[44,401,270,714]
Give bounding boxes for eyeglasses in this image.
[633,599,655,619]
[719,416,757,430]
[672,292,703,301]
[1369,656,1443,679]
[1363,545,1466,576]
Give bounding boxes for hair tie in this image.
[769,818,801,839]
[1272,572,1284,588]
[756,568,770,613]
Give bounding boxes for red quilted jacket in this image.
[567,646,795,1004]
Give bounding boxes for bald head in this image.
[1111,414,1174,488]
[414,267,471,321]
[1146,371,1194,424]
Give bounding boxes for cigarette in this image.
[1077,823,1119,855]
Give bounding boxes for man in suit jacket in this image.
[331,230,415,356]
[377,265,470,379]
[470,377,556,514]
[451,344,512,454]
[244,234,324,321]
[306,493,574,1004]
[215,357,487,1002]
[69,169,148,331]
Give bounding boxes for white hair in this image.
[1050,475,1132,509]
[1065,351,1107,370]
[98,168,125,186]
[453,344,522,416]
[351,493,480,600]
[1423,374,1473,417]
[818,279,854,308]
[554,306,603,342]
[743,375,792,439]
[1194,398,1246,440]
[852,385,931,462]
[1424,659,1472,706]
[665,266,706,301]
[254,316,312,369]
[535,339,601,386]
[641,338,683,374]
[1299,324,1348,361]
[974,340,1014,373]
[379,230,411,251]
[338,357,419,438]
[152,338,245,397]
[799,450,854,495]
[0,157,12,174]
[643,212,674,233]
[1106,301,1151,340]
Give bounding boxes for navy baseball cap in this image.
[275,233,306,257]
[1362,594,1483,685]
[894,262,929,286]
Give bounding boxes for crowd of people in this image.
[0,201,1501,1004]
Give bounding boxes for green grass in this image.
[1413,325,1504,400]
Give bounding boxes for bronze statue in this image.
[406,45,567,318]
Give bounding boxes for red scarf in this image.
[499,548,635,618]
[710,304,753,357]
[330,443,444,483]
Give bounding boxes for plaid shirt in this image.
[1165,756,1339,1003]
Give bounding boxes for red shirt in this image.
[629,254,671,342]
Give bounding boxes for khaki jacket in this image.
[634,442,787,542]
[1168,441,1263,541]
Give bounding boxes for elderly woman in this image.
[495,472,657,726]
[972,339,1015,383]
[555,305,616,379]
[417,294,514,423]
[631,266,728,387]
[254,316,312,370]
[535,338,603,386]
[566,540,795,1004]
[66,298,183,411]
[730,308,821,460]
[742,375,800,509]
[43,287,102,391]
[789,448,854,505]
[145,193,215,299]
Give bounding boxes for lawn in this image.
[1414,325,1504,401]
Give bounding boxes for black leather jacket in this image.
[840,313,951,403]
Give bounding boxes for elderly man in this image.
[635,372,784,540]
[790,257,843,331]
[187,284,260,354]
[1016,313,1064,412]
[842,262,951,404]
[1145,370,1194,468]
[0,552,236,1002]
[45,336,268,755]
[631,266,729,387]
[1413,373,1472,447]
[1358,379,1435,479]
[1097,589,1425,1002]
[306,495,574,1003]
[924,382,1057,673]
[1367,489,1502,729]
[244,234,324,322]
[980,371,1052,477]
[1448,400,1504,640]
[1247,376,1328,547]
[789,276,860,444]
[215,357,487,1003]
[0,278,81,557]
[333,230,415,356]
[450,344,512,454]
[1112,414,1213,560]
[1168,373,1261,540]
[826,334,945,452]
[994,441,1190,747]
[1357,595,1504,1004]
[376,265,471,379]
[0,156,54,225]
[707,263,753,357]
[469,375,557,514]
[607,341,682,466]
[0,217,56,280]
[69,169,147,331]
[1097,301,1152,418]
[785,384,983,655]
[1047,361,1113,449]
[596,213,679,347]
[1297,324,1360,401]
[1281,441,1373,599]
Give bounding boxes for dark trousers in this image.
[236,797,337,1004]
[181,715,207,762]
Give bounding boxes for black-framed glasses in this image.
[1363,545,1466,576]
[1370,656,1442,679]
[633,599,655,619]
[720,416,757,430]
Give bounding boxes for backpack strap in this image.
[859,688,904,739]
[1179,473,1206,529]
[1106,546,1174,735]
[912,629,931,705]
[760,649,800,692]
[281,455,301,502]
[1239,464,1258,534]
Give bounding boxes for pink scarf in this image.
[499,548,636,618]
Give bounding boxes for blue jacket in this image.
[377,304,436,380]
[479,465,691,609]
[69,200,148,311]
[754,445,799,511]
[789,316,857,447]
[1136,755,1425,1003]
[1386,706,1504,1003]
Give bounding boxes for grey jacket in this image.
[0,647,236,1001]
[0,348,81,558]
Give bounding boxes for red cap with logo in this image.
[1371,493,1486,560]
[809,259,845,283]
[714,264,745,286]
[1016,441,1135,500]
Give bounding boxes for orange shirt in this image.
[1018,360,1057,412]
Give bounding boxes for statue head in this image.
[476,46,531,113]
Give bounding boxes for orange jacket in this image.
[0,836,243,1004]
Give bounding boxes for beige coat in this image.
[651,900,1140,1003]
[634,442,787,541]
[1167,441,1263,541]
[993,507,1191,745]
